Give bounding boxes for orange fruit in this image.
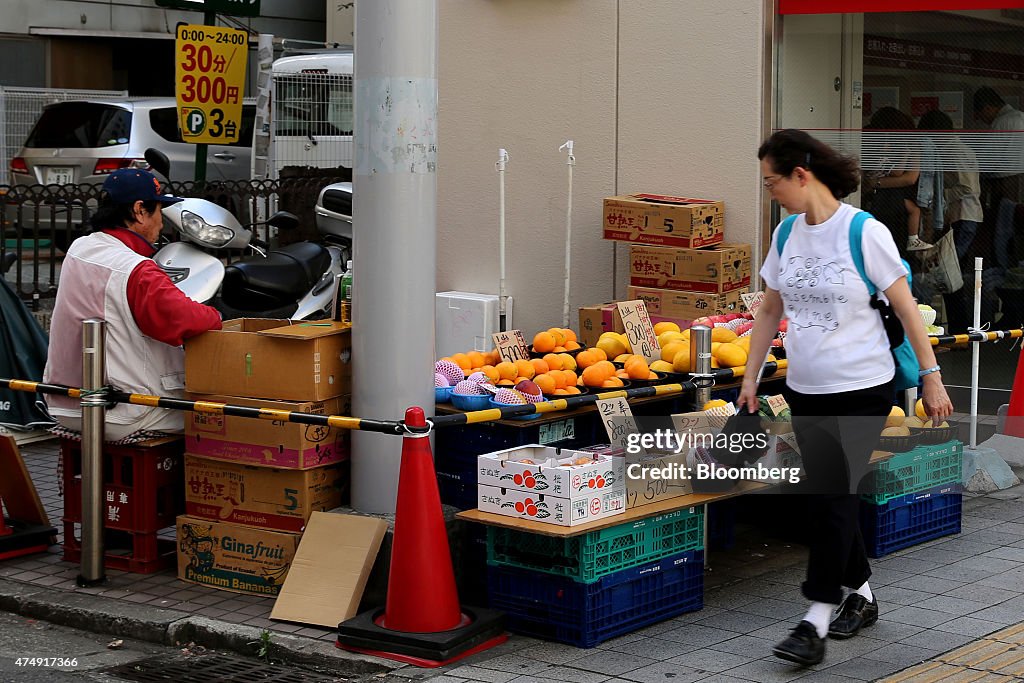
[467,351,486,368]
[653,321,681,335]
[576,350,596,368]
[515,359,535,379]
[496,379,515,386]
[616,370,629,379]
[553,388,570,395]
[532,332,556,353]
[661,341,686,363]
[563,370,578,386]
[558,353,577,371]
[543,353,563,371]
[496,361,518,381]
[672,349,691,373]
[488,349,502,365]
[479,365,499,382]
[713,343,747,368]
[530,358,550,376]
[565,386,581,394]
[594,360,617,379]
[581,365,606,387]
[590,347,608,361]
[451,353,472,371]
[515,376,530,384]
[564,340,581,350]
[626,358,650,380]
[547,328,567,347]
[602,377,625,388]
[562,328,578,343]
[551,370,568,390]
[534,374,556,394]
[553,346,568,352]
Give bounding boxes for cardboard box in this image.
[629,244,751,293]
[477,445,625,501]
[177,515,300,596]
[184,455,346,532]
[270,512,387,627]
[578,302,693,349]
[604,194,724,249]
[478,484,625,526]
[184,319,351,401]
[185,393,351,470]
[627,286,749,321]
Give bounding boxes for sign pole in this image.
[193,10,217,185]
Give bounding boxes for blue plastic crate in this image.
[436,476,477,510]
[435,413,601,462]
[707,499,737,551]
[860,483,962,558]
[487,549,704,647]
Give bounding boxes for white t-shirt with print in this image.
[760,203,908,394]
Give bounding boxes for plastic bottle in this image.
[340,260,353,324]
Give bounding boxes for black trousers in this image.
[784,381,894,605]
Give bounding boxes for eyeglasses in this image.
[762,174,786,189]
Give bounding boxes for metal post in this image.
[351,0,438,513]
[192,10,217,184]
[78,319,107,587]
[969,257,983,449]
[690,325,712,409]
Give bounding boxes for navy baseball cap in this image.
[102,168,184,205]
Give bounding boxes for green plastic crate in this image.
[486,506,704,583]
[863,440,962,505]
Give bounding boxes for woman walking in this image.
[739,129,952,666]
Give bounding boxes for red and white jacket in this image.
[43,229,221,425]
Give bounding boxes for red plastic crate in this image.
[62,522,176,574]
[61,436,184,533]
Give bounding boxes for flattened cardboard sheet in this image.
[270,512,388,627]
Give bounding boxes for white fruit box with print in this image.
[477,445,625,502]
[477,484,626,527]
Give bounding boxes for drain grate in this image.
[102,653,344,683]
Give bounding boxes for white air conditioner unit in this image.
[435,291,508,358]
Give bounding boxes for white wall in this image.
[438,0,765,336]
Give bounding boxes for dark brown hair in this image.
[758,129,860,199]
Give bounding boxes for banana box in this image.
[177,515,300,597]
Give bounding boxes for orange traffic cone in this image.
[1004,348,1024,438]
[336,407,506,667]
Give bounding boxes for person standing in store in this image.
[739,129,952,667]
[43,168,222,441]
[974,87,1024,268]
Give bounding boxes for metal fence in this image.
[0,175,347,306]
[0,87,128,186]
[272,70,354,176]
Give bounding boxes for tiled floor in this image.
[4,425,1024,683]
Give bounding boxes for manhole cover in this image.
[102,653,343,683]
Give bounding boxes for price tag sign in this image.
[670,411,713,437]
[175,24,249,144]
[616,300,661,363]
[741,291,765,318]
[539,418,575,445]
[491,330,530,363]
[765,394,790,417]
[596,396,639,453]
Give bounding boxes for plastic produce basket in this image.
[863,440,962,505]
[876,431,922,454]
[487,506,704,583]
[487,549,704,648]
[860,483,962,558]
[909,422,959,445]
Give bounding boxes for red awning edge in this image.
[780,0,1024,14]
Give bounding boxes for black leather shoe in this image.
[772,620,825,666]
[828,594,878,639]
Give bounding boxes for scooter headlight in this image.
[179,210,234,248]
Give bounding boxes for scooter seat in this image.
[222,242,331,305]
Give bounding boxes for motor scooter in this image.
[145,149,345,320]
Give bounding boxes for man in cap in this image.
[43,168,222,440]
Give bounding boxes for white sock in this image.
[803,602,836,639]
[853,581,873,602]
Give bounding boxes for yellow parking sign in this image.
[175,24,248,144]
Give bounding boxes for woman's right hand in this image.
[737,377,760,414]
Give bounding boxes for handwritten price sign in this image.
[616,300,661,363]
[175,24,248,144]
[764,394,789,417]
[741,291,765,318]
[596,396,639,453]
[491,330,530,363]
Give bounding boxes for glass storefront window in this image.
[773,6,1024,396]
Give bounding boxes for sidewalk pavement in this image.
[1,423,1023,682]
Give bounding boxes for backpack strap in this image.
[848,210,912,296]
[775,214,799,256]
[847,210,875,295]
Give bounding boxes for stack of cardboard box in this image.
[175,319,353,597]
[579,194,752,348]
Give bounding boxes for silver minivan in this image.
[9,97,255,186]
